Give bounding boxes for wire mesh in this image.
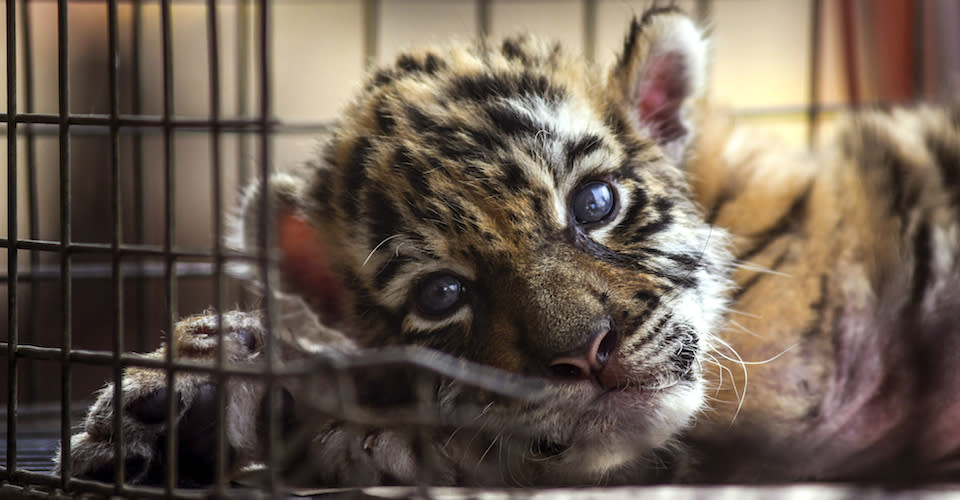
[0,0,944,497]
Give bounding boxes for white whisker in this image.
[732,260,793,278]
[725,319,761,337]
[724,308,763,319]
[709,336,748,424]
[362,234,402,267]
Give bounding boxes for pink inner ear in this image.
[635,51,688,145]
[277,210,344,323]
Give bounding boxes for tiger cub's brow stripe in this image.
[564,134,605,171]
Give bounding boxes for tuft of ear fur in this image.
[607,7,708,162]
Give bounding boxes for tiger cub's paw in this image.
[59,311,269,486]
[289,425,457,487]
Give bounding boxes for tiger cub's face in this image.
[267,8,732,483]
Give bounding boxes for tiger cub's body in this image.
[690,105,960,481]
[62,7,960,486]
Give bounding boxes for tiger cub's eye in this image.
[414,273,466,318]
[572,181,615,224]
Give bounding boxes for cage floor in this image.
[2,405,959,499]
[0,404,88,475]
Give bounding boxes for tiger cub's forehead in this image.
[324,35,639,264]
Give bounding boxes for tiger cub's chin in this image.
[553,379,705,480]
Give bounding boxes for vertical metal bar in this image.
[839,0,860,107]
[807,0,823,147]
[695,0,712,26]
[363,0,379,69]
[56,0,72,488]
[206,0,228,494]
[582,0,596,64]
[160,0,179,493]
[476,0,491,38]
[18,0,38,405]
[6,0,19,481]
[131,0,147,353]
[911,0,924,99]
[107,0,125,492]
[256,0,277,492]
[236,0,250,186]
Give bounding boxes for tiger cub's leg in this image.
[58,311,276,486]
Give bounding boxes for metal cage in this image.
[0,0,946,497]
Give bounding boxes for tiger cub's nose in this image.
[547,326,619,381]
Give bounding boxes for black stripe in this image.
[705,151,762,224]
[615,7,685,74]
[424,53,446,74]
[402,192,439,232]
[800,274,829,340]
[565,135,603,171]
[910,221,932,307]
[373,254,414,291]
[449,72,563,103]
[417,323,470,357]
[371,69,394,88]
[730,248,790,303]
[614,185,649,234]
[669,326,698,381]
[927,133,960,198]
[447,198,475,234]
[310,166,334,213]
[737,184,811,262]
[342,137,373,214]
[567,228,636,268]
[633,259,698,289]
[613,159,642,182]
[343,268,403,343]
[500,160,531,192]
[501,37,529,64]
[374,98,396,134]
[486,104,543,136]
[628,197,674,243]
[366,189,402,252]
[705,184,738,225]
[405,104,437,131]
[627,314,671,349]
[396,54,422,74]
[886,150,916,215]
[632,289,661,325]
[636,246,702,273]
[395,146,431,195]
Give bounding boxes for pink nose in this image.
[547,327,618,381]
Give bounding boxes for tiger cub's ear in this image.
[607,9,708,163]
[232,172,344,324]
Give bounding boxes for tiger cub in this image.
[61,6,960,487]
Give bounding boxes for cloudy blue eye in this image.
[414,273,466,318]
[572,181,615,224]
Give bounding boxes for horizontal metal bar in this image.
[0,238,260,260]
[0,102,912,140]
[2,343,291,376]
[0,113,335,134]
[0,262,221,282]
[1,343,550,402]
[731,100,912,119]
[0,467,209,499]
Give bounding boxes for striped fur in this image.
[65,6,960,487]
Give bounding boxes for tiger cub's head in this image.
[243,7,732,485]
